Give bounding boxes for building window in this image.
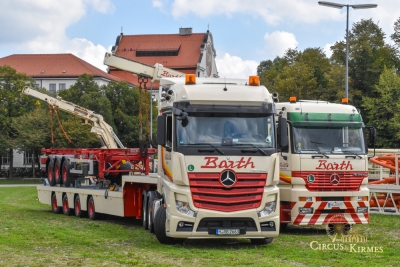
[136,48,180,57]
[1,153,10,165]
[23,152,33,165]
[49,84,56,94]
[59,83,66,91]
[35,83,40,88]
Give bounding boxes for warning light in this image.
[290,96,296,103]
[248,76,260,86]
[185,74,196,85]
[342,98,348,104]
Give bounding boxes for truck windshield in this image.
[292,126,365,154]
[176,114,275,148]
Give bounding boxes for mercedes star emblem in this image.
[220,170,236,187]
[330,173,340,185]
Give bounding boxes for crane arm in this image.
[103,52,185,82]
[22,87,124,149]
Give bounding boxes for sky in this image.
[0,0,399,79]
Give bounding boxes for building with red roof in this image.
[108,28,219,89]
[0,53,125,94]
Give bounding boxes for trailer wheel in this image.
[88,196,100,220]
[62,194,73,216]
[61,159,72,187]
[54,157,62,185]
[250,238,273,245]
[147,191,158,233]
[142,190,148,230]
[47,158,56,186]
[74,195,86,218]
[51,194,62,214]
[154,206,184,245]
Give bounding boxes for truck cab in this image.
[154,75,285,244]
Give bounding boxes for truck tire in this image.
[154,206,184,245]
[250,238,273,245]
[61,159,72,187]
[62,194,73,216]
[54,157,62,185]
[142,190,148,230]
[147,191,158,233]
[74,195,86,218]
[51,194,62,214]
[47,158,56,186]
[88,196,100,220]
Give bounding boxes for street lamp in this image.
[318,1,377,100]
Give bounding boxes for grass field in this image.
[0,186,399,267]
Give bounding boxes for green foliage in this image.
[363,67,400,147]
[0,65,35,153]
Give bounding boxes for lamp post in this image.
[318,1,377,100]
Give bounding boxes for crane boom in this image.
[22,87,124,149]
[103,52,185,81]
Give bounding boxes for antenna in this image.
[121,26,123,34]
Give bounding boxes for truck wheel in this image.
[51,194,62,214]
[47,158,56,186]
[74,195,86,218]
[54,157,62,185]
[62,194,73,216]
[88,196,100,220]
[154,206,184,245]
[147,191,158,233]
[250,238,273,245]
[61,159,72,187]
[142,190,148,230]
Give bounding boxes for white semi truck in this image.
[34,53,287,244]
[275,98,375,231]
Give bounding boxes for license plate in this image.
[216,229,240,235]
[327,201,344,208]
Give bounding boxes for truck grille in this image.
[292,171,366,192]
[188,173,266,212]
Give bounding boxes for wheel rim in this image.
[63,166,67,184]
[63,198,68,212]
[55,164,60,180]
[52,196,57,210]
[75,198,81,214]
[89,200,94,216]
[48,166,53,181]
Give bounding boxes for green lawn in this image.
[0,186,399,267]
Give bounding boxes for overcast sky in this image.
[0,0,398,78]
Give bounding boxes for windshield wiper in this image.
[310,141,329,158]
[235,143,267,155]
[191,143,224,155]
[341,149,362,159]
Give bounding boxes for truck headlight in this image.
[299,207,314,214]
[357,207,368,213]
[258,201,276,217]
[175,201,197,217]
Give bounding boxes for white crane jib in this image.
[22,87,124,149]
[103,52,185,82]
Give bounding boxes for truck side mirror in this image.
[156,115,166,146]
[278,116,288,148]
[369,127,376,145]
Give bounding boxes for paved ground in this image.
[0,184,39,187]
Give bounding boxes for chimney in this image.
[179,27,192,36]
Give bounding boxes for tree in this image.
[12,106,52,177]
[362,67,400,147]
[331,19,400,108]
[0,66,35,178]
[391,17,400,47]
[273,61,318,101]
